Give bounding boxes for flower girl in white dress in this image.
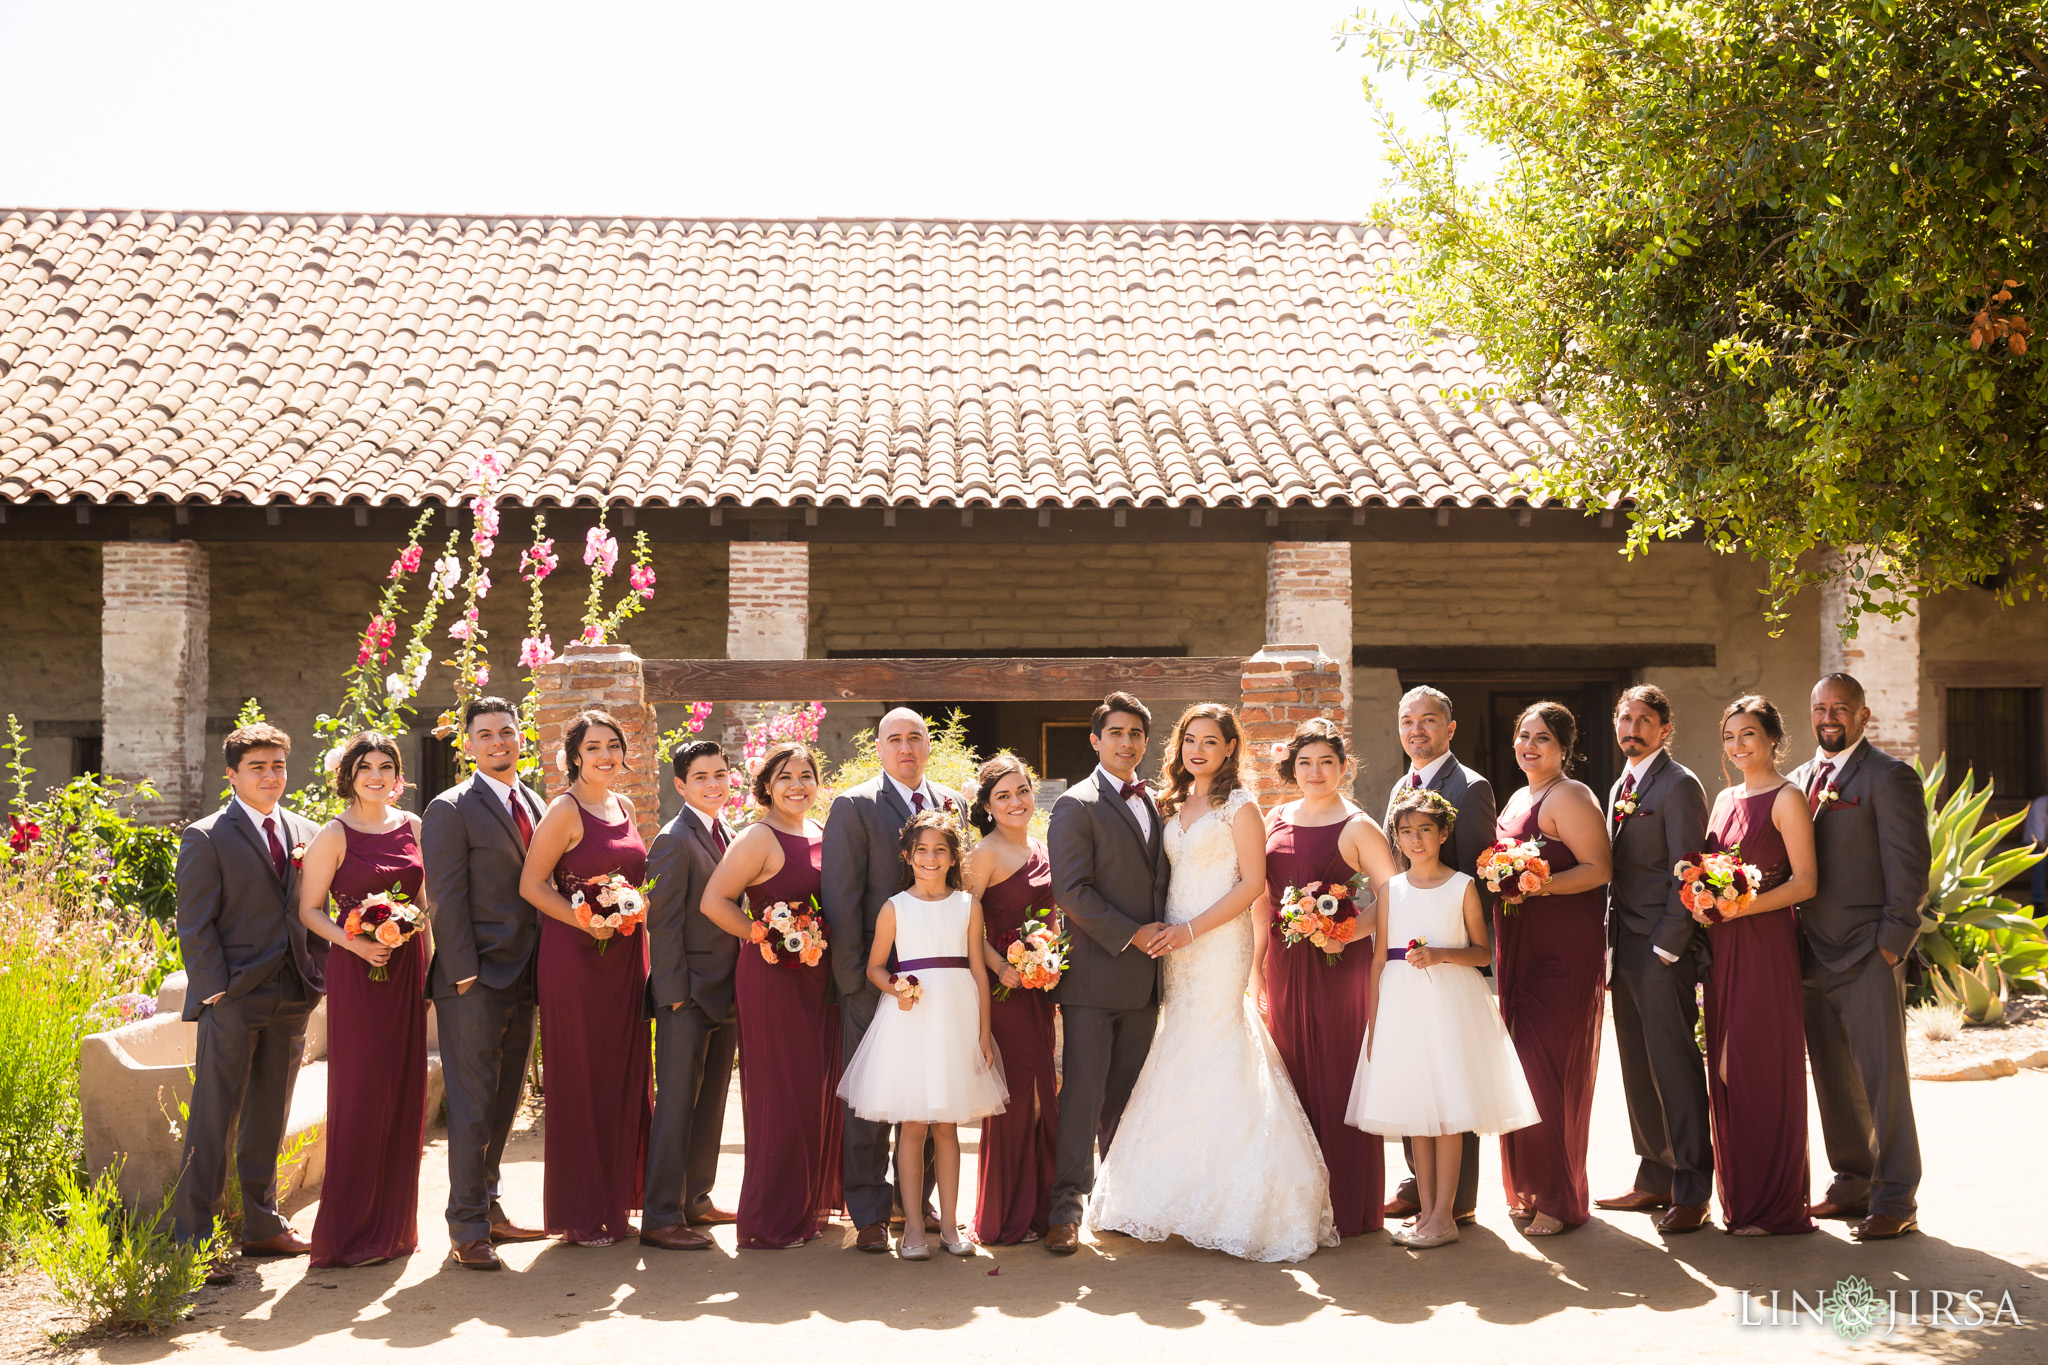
[838,810,1007,1260]
[1348,787,1538,1248]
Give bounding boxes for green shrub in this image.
[826,708,983,812]
[6,1161,230,1339]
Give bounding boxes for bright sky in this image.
[0,0,1423,221]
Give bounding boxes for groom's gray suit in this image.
[1047,769,1170,1228]
[822,773,962,1230]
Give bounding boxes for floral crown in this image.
[1389,785,1458,833]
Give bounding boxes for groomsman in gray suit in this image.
[1382,686,1492,1223]
[1045,692,1171,1254]
[1790,673,1929,1240]
[424,698,551,1269]
[822,708,963,1253]
[1594,685,1714,1233]
[173,724,326,1279]
[638,739,741,1251]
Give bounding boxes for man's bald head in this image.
[877,708,933,785]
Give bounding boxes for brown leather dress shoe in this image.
[641,1223,714,1251]
[1596,1189,1672,1213]
[855,1222,891,1254]
[241,1232,312,1258]
[1655,1203,1711,1233]
[452,1238,502,1270]
[1807,1199,1868,1222]
[490,1219,550,1243]
[1383,1196,1422,1220]
[203,1256,236,1286]
[1045,1222,1080,1255]
[1851,1213,1918,1241]
[1453,1210,1477,1227]
[687,1204,738,1226]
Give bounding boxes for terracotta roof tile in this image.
[0,210,1577,509]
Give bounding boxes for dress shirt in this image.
[1094,764,1154,840]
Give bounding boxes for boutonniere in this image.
[289,842,307,869]
[1612,793,1649,823]
[1816,785,1860,813]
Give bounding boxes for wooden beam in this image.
[1354,643,1717,673]
[643,656,1247,703]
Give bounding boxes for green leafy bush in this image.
[6,1161,230,1339]
[1914,756,2048,1023]
[825,709,983,815]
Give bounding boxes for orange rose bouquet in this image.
[747,895,828,969]
[341,886,424,981]
[1276,875,1370,964]
[1478,836,1551,912]
[569,872,651,955]
[1673,850,1761,925]
[995,913,1067,999]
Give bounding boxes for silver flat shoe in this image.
[1404,1228,1460,1249]
[899,1241,931,1261]
[941,1239,974,1258]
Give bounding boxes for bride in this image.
[1088,704,1339,1262]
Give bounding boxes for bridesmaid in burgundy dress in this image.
[1701,697,1818,1236]
[703,740,844,1249]
[963,754,1060,1245]
[296,732,428,1268]
[1254,717,1396,1239]
[1493,701,1613,1236]
[520,709,653,1246]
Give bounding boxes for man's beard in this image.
[1816,728,1848,754]
[1617,737,1648,755]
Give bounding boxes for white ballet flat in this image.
[941,1238,974,1258]
[899,1241,932,1261]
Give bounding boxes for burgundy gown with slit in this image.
[735,824,844,1249]
[538,801,653,1244]
[1494,786,1606,1227]
[1263,811,1383,1238]
[310,822,427,1268]
[973,842,1059,1244]
[1702,787,1816,1235]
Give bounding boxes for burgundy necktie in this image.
[912,791,926,814]
[511,791,533,848]
[262,815,289,880]
[1409,772,1423,789]
[1807,761,1835,816]
[1615,772,1635,822]
[713,820,729,853]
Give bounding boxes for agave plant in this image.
[1913,756,2048,1023]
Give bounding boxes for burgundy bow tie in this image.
[1119,780,1148,803]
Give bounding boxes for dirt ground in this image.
[31,1019,2048,1365]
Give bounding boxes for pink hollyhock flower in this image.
[470,449,506,481]
[521,538,558,582]
[475,664,490,687]
[584,527,619,576]
[448,610,478,642]
[580,623,605,644]
[520,635,556,668]
[388,545,423,579]
[470,498,500,557]
[475,568,492,600]
[629,563,656,598]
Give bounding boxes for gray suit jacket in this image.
[1385,757,1496,885]
[1048,769,1170,1013]
[821,775,964,1000]
[645,808,739,1020]
[1788,742,1930,972]
[1606,750,1710,958]
[423,773,548,999]
[176,801,326,1021]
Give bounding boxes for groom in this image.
[1045,691,1170,1254]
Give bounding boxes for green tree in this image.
[1346,0,2047,623]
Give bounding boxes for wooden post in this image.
[534,641,663,843]
[1239,644,1347,812]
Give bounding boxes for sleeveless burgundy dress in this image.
[1494,786,1606,1227]
[538,801,653,1243]
[310,821,427,1268]
[1703,787,1816,1234]
[973,842,1059,1244]
[1263,810,1383,1238]
[735,824,844,1249]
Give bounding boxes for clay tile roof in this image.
[0,210,1578,509]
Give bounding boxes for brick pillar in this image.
[724,542,810,753]
[1266,541,1353,727]
[102,542,209,824]
[1820,553,1922,758]
[1239,644,1347,813]
[534,641,662,843]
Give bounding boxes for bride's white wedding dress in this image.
[1088,786,1339,1262]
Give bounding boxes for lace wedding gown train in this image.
[1089,787,1339,1262]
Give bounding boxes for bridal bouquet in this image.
[1673,849,1761,924]
[748,894,828,968]
[341,886,424,981]
[1276,876,1367,964]
[1479,837,1551,912]
[995,913,1066,999]
[570,872,650,955]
